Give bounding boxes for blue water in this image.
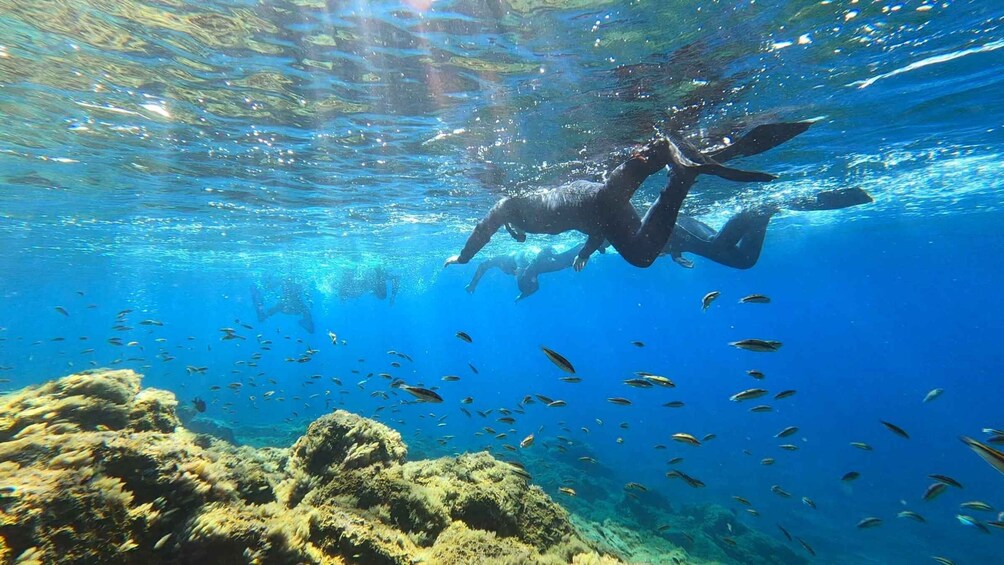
[2,0,1004,563]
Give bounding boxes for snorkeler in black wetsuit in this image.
[468,186,873,298]
[444,121,817,271]
[251,279,315,333]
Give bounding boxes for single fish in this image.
[631,341,645,347]
[770,485,791,498]
[747,370,765,379]
[192,398,206,413]
[929,474,963,489]
[960,436,1004,474]
[666,470,705,488]
[842,471,861,482]
[468,363,478,374]
[608,397,632,406]
[923,388,944,403]
[730,339,782,352]
[672,433,701,446]
[750,405,773,413]
[923,482,948,501]
[663,401,685,408]
[774,389,797,400]
[624,482,647,492]
[623,378,654,388]
[702,291,720,311]
[956,514,990,534]
[642,375,675,387]
[796,537,816,557]
[547,400,567,408]
[881,420,910,439]
[775,426,799,438]
[930,558,956,565]
[400,385,444,403]
[455,331,472,343]
[520,434,534,448]
[897,510,926,522]
[777,524,792,541]
[739,294,771,304]
[559,376,582,383]
[732,496,751,506]
[441,375,461,382]
[541,346,575,373]
[558,487,576,496]
[761,458,776,465]
[730,388,768,402]
[54,306,69,316]
[850,442,873,451]
[802,496,816,509]
[856,517,882,529]
[960,501,994,512]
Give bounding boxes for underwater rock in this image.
[0,370,619,564]
[290,409,407,474]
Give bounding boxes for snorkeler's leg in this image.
[250,285,267,321]
[710,210,774,269]
[447,198,515,266]
[786,187,873,211]
[603,170,693,268]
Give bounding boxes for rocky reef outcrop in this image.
[0,369,617,564]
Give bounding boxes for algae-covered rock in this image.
[0,370,618,565]
[290,409,407,475]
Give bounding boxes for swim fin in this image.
[786,187,873,211]
[666,137,777,183]
[709,121,814,163]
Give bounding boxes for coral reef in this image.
[0,369,620,564]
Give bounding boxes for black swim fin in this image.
[709,121,814,163]
[666,137,777,183]
[786,187,873,211]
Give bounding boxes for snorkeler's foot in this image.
[710,120,815,162]
[786,187,873,211]
[665,137,777,183]
[250,286,266,321]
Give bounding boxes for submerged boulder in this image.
[289,409,407,475]
[0,370,617,565]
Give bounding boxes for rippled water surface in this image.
[1,1,1004,564]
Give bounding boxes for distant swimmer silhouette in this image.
[339,265,400,305]
[251,279,315,333]
[445,121,818,271]
[468,187,873,298]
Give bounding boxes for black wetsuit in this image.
[450,122,814,269]
[667,210,774,269]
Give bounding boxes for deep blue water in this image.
[2,0,1004,563]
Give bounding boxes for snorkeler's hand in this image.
[444,255,462,267]
[465,283,476,294]
[573,255,588,272]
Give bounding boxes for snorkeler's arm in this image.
[572,234,605,272]
[446,198,512,266]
